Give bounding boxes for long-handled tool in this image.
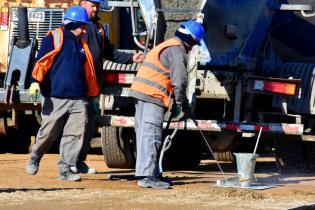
[158,114,228,182]
[158,104,179,175]
[190,118,228,182]
[158,121,180,174]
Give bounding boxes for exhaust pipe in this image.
[17,7,29,48]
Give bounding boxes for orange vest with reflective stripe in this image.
[129,38,181,107]
[32,28,99,97]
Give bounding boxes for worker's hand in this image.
[28,82,41,102]
[182,103,194,119]
[171,104,182,119]
[132,51,144,63]
[90,99,100,114]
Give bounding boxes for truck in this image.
[1,0,315,173]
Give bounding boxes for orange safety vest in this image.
[129,38,182,107]
[32,28,99,97]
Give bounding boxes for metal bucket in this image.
[234,153,259,187]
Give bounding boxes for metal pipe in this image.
[129,0,145,50]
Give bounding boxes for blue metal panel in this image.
[202,0,276,68]
[269,6,315,63]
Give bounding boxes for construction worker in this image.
[129,20,204,189]
[73,0,144,174]
[26,6,98,181]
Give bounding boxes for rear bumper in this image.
[96,115,304,135]
[0,88,41,110]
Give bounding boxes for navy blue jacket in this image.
[84,17,133,78]
[32,29,88,99]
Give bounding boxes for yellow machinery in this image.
[0,0,121,152]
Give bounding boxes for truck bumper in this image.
[96,115,304,135]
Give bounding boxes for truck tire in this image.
[101,126,136,169]
[214,152,234,162]
[275,135,307,174]
[163,131,202,169]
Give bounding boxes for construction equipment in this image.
[97,0,315,174]
[1,0,315,174]
[0,0,113,151]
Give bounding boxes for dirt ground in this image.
[0,153,314,210]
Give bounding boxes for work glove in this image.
[28,82,41,102]
[171,104,182,119]
[181,103,194,119]
[90,98,100,115]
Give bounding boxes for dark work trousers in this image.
[30,97,88,173]
[134,99,166,177]
[78,99,95,163]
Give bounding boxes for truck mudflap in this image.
[96,115,304,135]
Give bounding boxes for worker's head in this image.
[80,0,102,19]
[63,6,89,37]
[175,20,204,51]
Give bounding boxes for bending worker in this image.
[26,6,98,181]
[129,20,204,189]
[74,0,144,174]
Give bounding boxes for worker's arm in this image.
[161,46,189,107]
[28,33,54,101]
[30,34,54,83]
[103,35,134,64]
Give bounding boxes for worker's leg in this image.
[57,99,88,181]
[135,100,170,189]
[135,100,165,177]
[75,99,97,174]
[26,97,66,175]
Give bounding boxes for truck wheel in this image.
[275,135,307,174]
[163,131,202,169]
[101,126,136,169]
[214,152,234,162]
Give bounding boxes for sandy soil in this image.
[0,154,314,210]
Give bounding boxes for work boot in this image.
[57,170,81,181]
[26,157,40,175]
[71,161,97,174]
[158,175,172,185]
[138,176,170,189]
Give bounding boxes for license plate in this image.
[12,10,45,22]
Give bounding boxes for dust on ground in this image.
[0,154,314,210]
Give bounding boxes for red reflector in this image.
[118,73,126,82]
[264,81,296,95]
[255,125,269,132]
[102,72,119,84]
[226,123,239,131]
[102,73,128,84]
[0,7,8,31]
[254,80,296,95]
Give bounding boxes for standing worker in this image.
[26,6,98,181]
[129,20,204,189]
[73,0,144,174]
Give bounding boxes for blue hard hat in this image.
[180,20,204,43]
[64,6,90,24]
[87,0,103,3]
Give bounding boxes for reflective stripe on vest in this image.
[31,28,99,97]
[129,38,182,107]
[53,29,62,49]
